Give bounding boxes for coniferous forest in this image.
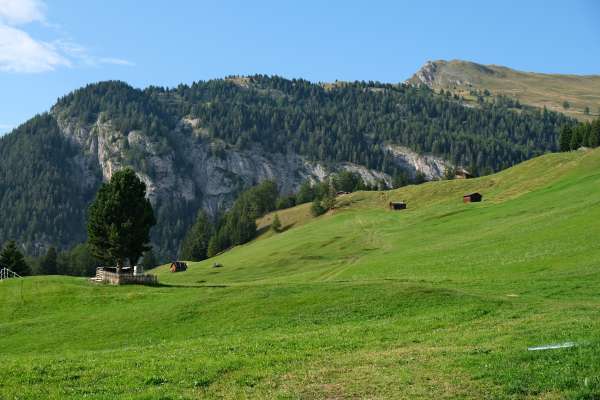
[0,76,576,267]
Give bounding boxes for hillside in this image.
[2,148,600,398]
[0,77,572,260]
[409,59,600,121]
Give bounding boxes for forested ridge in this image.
[56,76,572,173]
[0,75,575,261]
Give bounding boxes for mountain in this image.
[2,148,600,398]
[0,76,572,260]
[408,59,600,121]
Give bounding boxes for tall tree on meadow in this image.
[0,241,30,276]
[87,168,156,271]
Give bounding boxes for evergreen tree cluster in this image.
[0,115,100,256]
[559,118,600,151]
[181,171,378,260]
[180,181,279,260]
[0,240,30,276]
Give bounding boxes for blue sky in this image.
[1,0,599,134]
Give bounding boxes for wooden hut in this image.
[463,193,482,203]
[169,261,188,273]
[389,201,407,210]
[455,168,474,179]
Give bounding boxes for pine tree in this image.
[591,118,600,148]
[311,198,326,216]
[180,210,213,261]
[559,126,573,151]
[39,246,58,275]
[322,184,337,211]
[0,241,30,276]
[207,230,228,258]
[271,214,282,232]
[570,126,583,150]
[87,168,156,270]
[296,180,315,204]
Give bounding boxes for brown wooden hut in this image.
[169,261,188,273]
[455,168,474,179]
[463,193,482,203]
[389,201,407,210]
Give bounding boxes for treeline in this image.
[559,118,600,151]
[0,240,159,278]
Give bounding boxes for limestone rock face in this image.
[385,144,450,180]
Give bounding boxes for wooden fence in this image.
[92,268,158,286]
[0,267,21,281]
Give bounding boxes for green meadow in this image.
[2,148,600,399]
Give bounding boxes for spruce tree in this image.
[591,118,600,148]
[39,246,58,275]
[296,180,315,204]
[311,198,326,216]
[180,210,213,261]
[87,168,156,270]
[0,241,30,276]
[559,126,573,152]
[570,126,583,150]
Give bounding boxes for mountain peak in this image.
[408,59,600,121]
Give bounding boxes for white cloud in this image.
[98,57,135,67]
[0,24,70,72]
[0,0,133,73]
[0,0,45,25]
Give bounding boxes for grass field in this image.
[2,148,600,399]
[409,60,600,121]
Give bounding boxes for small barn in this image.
[170,261,188,273]
[389,201,407,210]
[463,193,483,203]
[455,168,474,179]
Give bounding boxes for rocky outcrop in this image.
[55,113,451,211]
[409,60,441,87]
[385,145,450,180]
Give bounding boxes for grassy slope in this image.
[2,149,600,399]
[409,59,600,121]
